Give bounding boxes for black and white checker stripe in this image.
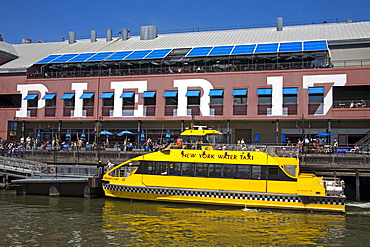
[104,184,345,205]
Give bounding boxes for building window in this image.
[186,90,201,105]
[233,89,248,105]
[61,93,75,107]
[142,91,156,106]
[257,88,272,104]
[283,88,298,104]
[100,92,114,107]
[120,92,135,106]
[308,87,324,114]
[42,93,56,107]
[209,89,224,105]
[24,94,38,107]
[80,93,94,107]
[0,94,21,108]
[164,91,178,106]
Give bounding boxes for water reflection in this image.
[102,199,346,246]
[2,190,370,246]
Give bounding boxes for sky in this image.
[1,0,369,44]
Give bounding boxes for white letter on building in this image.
[111,81,147,117]
[16,84,49,118]
[174,79,213,116]
[303,74,347,115]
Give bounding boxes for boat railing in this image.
[168,143,298,158]
[324,178,345,197]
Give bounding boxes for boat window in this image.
[168,163,181,176]
[237,165,251,179]
[181,163,195,176]
[157,162,168,175]
[136,161,149,174]
[195,164,208,177]
[206,134,223,144]
[223,164,237,178]
[209,164,222,177]
[251,166,262,179]
[269,167,279,175]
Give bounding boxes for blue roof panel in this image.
[255,43,279,54]
[105,51,133,61]
[279,42,303,52]
[125,50,152,60]
[52,54,79,63]
[231,45,256,55]
[209,46,234,56]
[303,41,328,51]
[86,52,114,62]
[35,54,61,64]
[186,47,212,57]
[145,49,172,59]
[68,53,96,63]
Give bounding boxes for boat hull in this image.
[103,183,345,213]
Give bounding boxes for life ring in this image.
[50,167,55,173]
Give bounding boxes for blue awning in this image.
[185,90,201,97]
[257,88,272,95]
[308,87,324,94]
[42,93,56,100]
[283,88,298,95]
[23,94,38,100]
[208,89,224,97]
[120,92,135,98]
[232,89,248,96]
[80,93,94,99]
[99,92,114,98]
[141,91,156,98]
[163,91,178,97]
[60,93,75,99]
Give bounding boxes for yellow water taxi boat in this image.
[102,126,345,213]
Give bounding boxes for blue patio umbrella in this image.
[165,130,171,142]
[100,130,114,136]
[140,130,146,142]
[117,130,134,137]
[254,132,260,142]
[65,129,71,141]
[315,132,332,137]
[282,133,286,143]
[81,130,86,141]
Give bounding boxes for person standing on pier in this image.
[333,139,338,153]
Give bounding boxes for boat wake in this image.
[346,202,370,209]
[242,208,259,213]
